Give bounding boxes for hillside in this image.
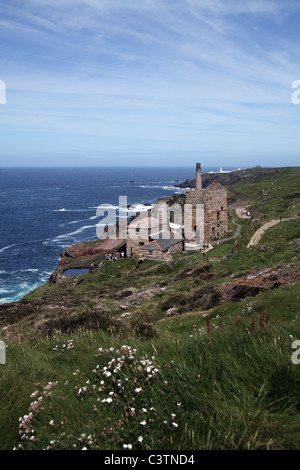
[0,166,300,450]
[177,165,300,190]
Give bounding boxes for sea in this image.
[0,165,233,304]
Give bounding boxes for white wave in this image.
[38,272,53,282]
[44,225,97,246]
[0,270,6,274]
[10,269,38,275]
[19,281,30,288]
[62,215,98,226]
[119,204,153,213]
[138,183,178,190]
[0,288,13,294]
[58,225,96,238]
[91,205,120,210]
[131,206,153,213]
[66,220,81,225]
[0,280,47,304]
[0,297,14,304]
[0,244,18,253]
[53,208,93,213]
[42,270,54,276]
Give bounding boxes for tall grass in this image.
[2,304,300,450]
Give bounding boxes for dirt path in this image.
[222,217,242,241]
[228,189,251,220]
[247,216,299,248]
[228,189,249,209]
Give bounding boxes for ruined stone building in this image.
[125,163,228,259]
[126,215,183,260]
[184,163,228,249]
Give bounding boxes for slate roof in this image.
[139,231,183,252]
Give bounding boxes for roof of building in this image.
[139,231,183,252]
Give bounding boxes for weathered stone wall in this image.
[204,184,228,242]
[184,183,228,245]
[126,237,149,258]
[136,240,182,260]
[185,189,205,205]
[185,190,205,244]
[168,242,183,254]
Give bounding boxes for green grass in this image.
[210,218,300,278]
[1,281,300,450]
[231,174,300,219]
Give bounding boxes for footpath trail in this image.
[223,217,242,241]
[224,190,250,242]
[228,189,250,216]
[247,216,299,248]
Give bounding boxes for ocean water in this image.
[0,165,229,304]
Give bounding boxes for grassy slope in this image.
[0,167,300,450]
[231,170,300,219]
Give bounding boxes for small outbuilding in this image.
[138,232,183,260]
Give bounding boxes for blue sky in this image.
[0,0,300,167]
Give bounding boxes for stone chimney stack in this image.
[195,163,202,190]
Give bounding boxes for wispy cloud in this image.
[0,0,300,165]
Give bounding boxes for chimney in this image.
[195,163,202,190]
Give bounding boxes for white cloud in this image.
[1,0,300,162]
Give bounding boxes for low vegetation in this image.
[0,167,299,450]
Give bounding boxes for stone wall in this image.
[126,237,149,258]
[135,240,182,260]
[184,183,228,245]
[204,184,228,242]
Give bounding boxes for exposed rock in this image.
[265,273,278,281]
[189,288,221,311]
[49,271,70,285]
[174,265,212,280]
[160,286,221,314]
[215,264,300,305]
[229,284,264,300]
[116,288,136,299]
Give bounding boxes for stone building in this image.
[138,234,183,259]
[126,162,228,258]
[126,215,183,260]
[184,163,228,249]
[126,216,161,258]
